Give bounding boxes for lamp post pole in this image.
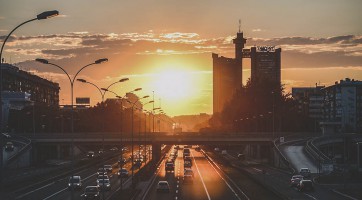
[129,94,148,188]
[36,58,108,199]
[0,10,59,186]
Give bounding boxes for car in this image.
[103,165,113,172]
[97,179,111,191]
[118,168,129,178]
[175,145,179,150]
[118,157,127,165]
[184,160,192,168]
[184,145,192,148]
[195,146,201,151]
[214,147,220,152]
[96,175,109,183]
[133,160,142,168]
[68,176,82,190]
[184,168,194,177]
[156,181,170,193]
[87,151,95,158]
[5,142,14,151]
[290,175,304,187]
[297,180,314,192]
[165,162,175,172]
[221,150,227,155]
[81,186,100,200]
[184,156,192,166]
[299,168,311,178]
[183,174,193,183]
[98,149,104,154]
[97,168,107,175]
[183,148,190,157]
[110,147,118,151]
[122,147,129,152]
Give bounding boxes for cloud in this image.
[252,29,263,32]
[2,31,362,71]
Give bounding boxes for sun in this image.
[153,69,196,101]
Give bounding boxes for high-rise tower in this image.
[213,28,246,114]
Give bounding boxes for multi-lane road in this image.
[144,146,250,200]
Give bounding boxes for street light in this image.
[130,94,149,188]
[35,57,108,199]
[0,9,59,187]
[140,101,153,163]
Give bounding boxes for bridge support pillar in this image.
[152,142,161,161]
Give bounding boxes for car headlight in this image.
[94,194,98,196]
[84,194,87,197]
[77,183,80,186]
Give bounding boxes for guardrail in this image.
[273,138,295,174]
[305,137,331,164]
[7,134,32,167]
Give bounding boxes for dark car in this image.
[118,157,127,165]
[97,179,111,191]
[184,160,192,168]
[68,176,82,190]
[290,175,304,187]
[5,142,14,151]
[297,180,314,192]
[118,168,129,178]
[87,151,95,158]
[195,146,201,151]
[156,181,170,193]
[184,156,192,166]
[165,162,175,172]
[81,186,100,199]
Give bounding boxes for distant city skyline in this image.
[1,0,361,116]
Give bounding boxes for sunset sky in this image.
[1,0,361,116]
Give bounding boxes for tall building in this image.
[292,85,325,120]
[321,78,362,133]
[213,32,246,113]
[250,46,281,85]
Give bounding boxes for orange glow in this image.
[152,69,197,101]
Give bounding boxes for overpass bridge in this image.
[25,132,278,164]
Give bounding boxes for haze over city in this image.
[1,0,361,116]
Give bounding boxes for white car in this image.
[103,165,113,172]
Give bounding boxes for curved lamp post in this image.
[101,87,140,192]
[35,57,107,199]
[0,10,59,186]
[129,94,149,188]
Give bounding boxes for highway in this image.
[144,146,248,200]
[4,145,148,200]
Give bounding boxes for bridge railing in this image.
[7,134,32,166]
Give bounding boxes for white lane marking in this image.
[42,188,67,200]
[304,193,318,200]
[204,151,249,200]
[42,173,97,200]
[206,159,241,200]
[15,182,56,199]
[191,151,211,200]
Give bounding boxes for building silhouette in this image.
[213,32,246,114]
[212,30,282,114]
[250,46,281,85]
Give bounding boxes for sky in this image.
[1,0,362,116]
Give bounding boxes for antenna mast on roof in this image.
[238,19,241,33]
